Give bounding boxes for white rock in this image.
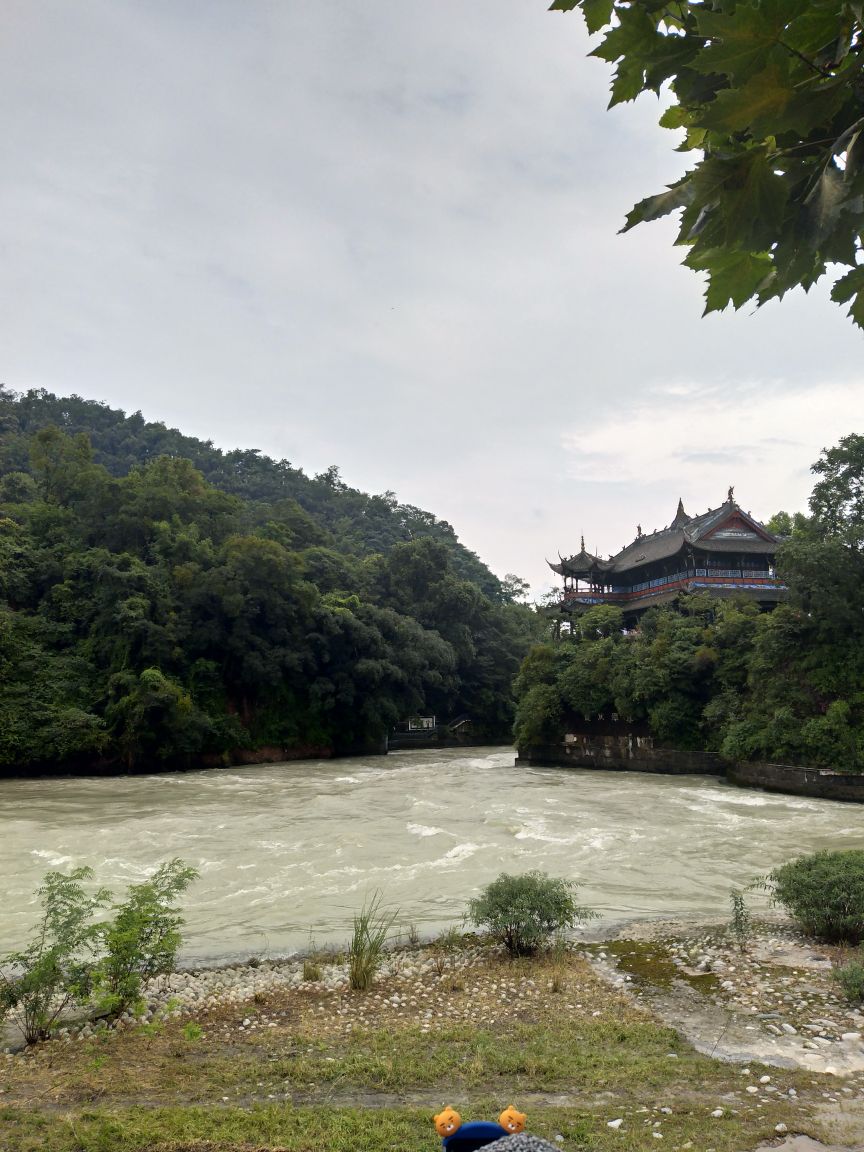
[759,1075,771,1084]
[841,1031,861,1041]
[710,1109,724,1119]
[781,1023,797,1034]
[607,1119,623,1129]
[775,1123,788,1134]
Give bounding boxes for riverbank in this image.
[3,918,864,1152]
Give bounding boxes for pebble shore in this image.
[589,918,864,1077]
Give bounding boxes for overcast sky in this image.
[3,1,863,594]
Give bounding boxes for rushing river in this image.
[3,747,864,962]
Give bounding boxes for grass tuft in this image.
[347,891,398,992]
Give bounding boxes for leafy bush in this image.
[769,851,864,944]
[347,891,398,991]
[834,957,864,1005]
[468,871,595,957]
[0,868,109,1044]
[95,859,198,1017]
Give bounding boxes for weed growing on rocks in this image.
[834,954,864,1005]
[348,891,399,991]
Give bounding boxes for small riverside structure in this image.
[549,490,786,621]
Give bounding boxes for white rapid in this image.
[3,747,863,962]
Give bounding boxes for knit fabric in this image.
[479,1134,560,1152]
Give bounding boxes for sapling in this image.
[0,867,110,1044]
[728,887,752,951]
[95,858,198,1018]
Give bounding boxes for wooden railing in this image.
[562,571,786,604]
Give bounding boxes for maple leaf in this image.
[554,0,864,328]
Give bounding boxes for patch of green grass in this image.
[233,1017,734,1094]
[0,1101,815,1152]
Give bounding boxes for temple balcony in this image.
[561,568,787,607]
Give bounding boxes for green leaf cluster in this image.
[557,0,864,327]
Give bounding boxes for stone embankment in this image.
[43,945,493,1043]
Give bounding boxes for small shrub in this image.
[0,867,110,1044]
[348,891,398,991]
[468,871,596,957]
[182,1021,203,1041]
[834,957,864,1004]
[95,859,198,1018]
[728,887,752,951]
[769,850,864,944]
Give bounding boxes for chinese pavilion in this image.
[549,490,787,618]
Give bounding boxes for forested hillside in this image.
[0,386,541,773]
[515,436,864,772]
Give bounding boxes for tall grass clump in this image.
[468,871,596,958]
[348,891,398,991]
[769,850,864,944]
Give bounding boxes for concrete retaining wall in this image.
[728,760,864,803]
[517,737,864,801]
[517,737,727,776]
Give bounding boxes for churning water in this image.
[3,747,863,961]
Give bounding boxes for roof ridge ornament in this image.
[671,497,689,529]
[728,484,735,503]
[580,534,585,552]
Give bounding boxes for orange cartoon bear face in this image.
[499,1106,527,1134]
[434,1107,462,1138]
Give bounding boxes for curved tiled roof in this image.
[550,497,778,577]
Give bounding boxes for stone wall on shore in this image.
[517,736,727,776]
[728,760,864,803]
[518,737,864,802]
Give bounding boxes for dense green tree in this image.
[0,391,540,772]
